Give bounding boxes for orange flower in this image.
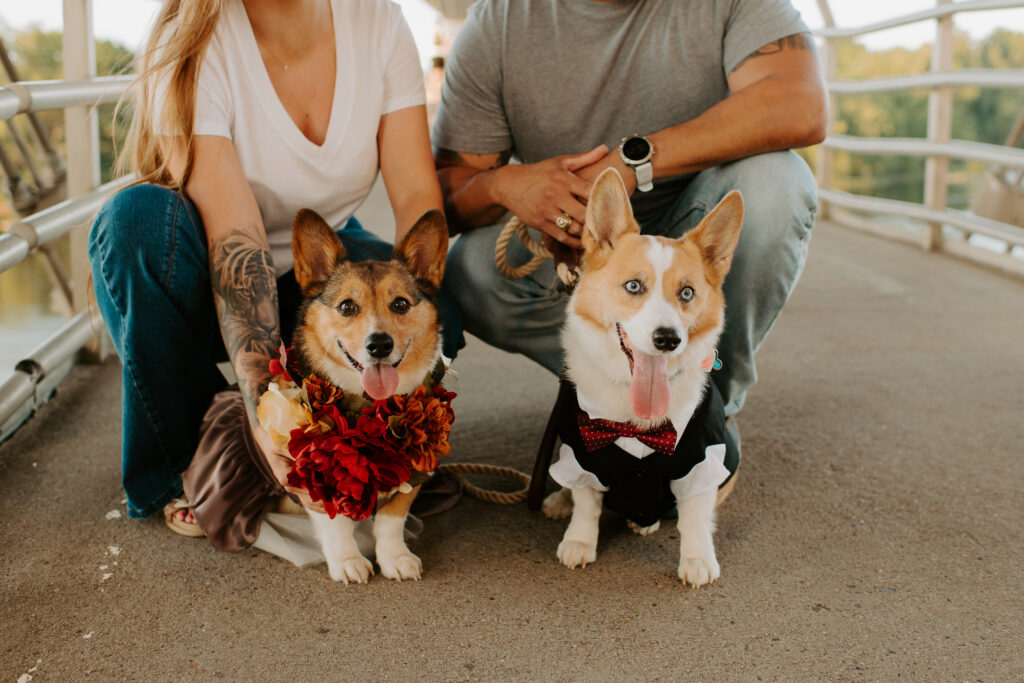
[303,374,343,412]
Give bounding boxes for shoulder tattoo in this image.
[735,33,817,70]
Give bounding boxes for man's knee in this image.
[714,151,817,239]
[446,224,565,352]
[446,226,508,340]
[446,226,500,297]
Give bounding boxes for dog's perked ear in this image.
[688,190,744,284]
[292,209,348,296]
[394,209,448,295]
[583,167,641,254]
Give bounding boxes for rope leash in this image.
[458,216,581,505]
[437,462,531,505]
[494,216,581,289]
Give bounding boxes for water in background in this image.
[0,250,70,370]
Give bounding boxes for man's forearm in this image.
[645,78,826,179]
[436,150,511,234]
[209,228,281,426]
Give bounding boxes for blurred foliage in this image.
[0,28,134,320]
[828,29,1024,207]
[1,27,134,203]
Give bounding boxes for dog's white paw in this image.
[557,539,597,569]
[377,550,423,582]
[678,555,720,587]
[628,520,660,536]
[327,555,374,585]
[542,489,573,519]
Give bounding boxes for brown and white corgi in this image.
[288,208,447,583]
[543,168,743,587]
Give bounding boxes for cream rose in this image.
[256,381,311,450]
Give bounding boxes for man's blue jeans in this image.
[88,185,463,518]
[445,150,817,418]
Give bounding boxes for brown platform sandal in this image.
[163,498,205,537]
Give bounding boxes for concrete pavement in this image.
[1,217,1022,680]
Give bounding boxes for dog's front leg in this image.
[308,510,374,584]
[374,487,422,581]
[676,489,720,587]
[557,487,603,569]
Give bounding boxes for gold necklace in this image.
[251,3,329,71]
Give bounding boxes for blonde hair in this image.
[116,0,224,187]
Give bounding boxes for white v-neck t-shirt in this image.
[187,0,424,275]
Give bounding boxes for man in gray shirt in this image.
[433,0,826,421]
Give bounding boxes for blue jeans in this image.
[445,150,817,417]
[89,184,464,518]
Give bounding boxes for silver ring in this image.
[554,212,572,231]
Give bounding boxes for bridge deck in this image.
[2,217,1021,680]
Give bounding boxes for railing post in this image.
[815,0,837,221]
[923,0,953,251]
[62,0,105,356]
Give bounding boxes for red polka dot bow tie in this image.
[577,413,678,455]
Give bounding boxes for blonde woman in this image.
[88,0,461,531]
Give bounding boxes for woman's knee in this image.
[89,184,204,281]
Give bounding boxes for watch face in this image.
[622,137,651,162]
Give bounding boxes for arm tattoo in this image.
[210,229,281,425]
[491,149,513,169]
[734,33,817,71]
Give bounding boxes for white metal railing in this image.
[817,0,1024,38]
[0,76,132,121]
[0,2,128,438]
[825,135,1024,179]
[828,70,1024,93]
[0,310,104,440]
[0,176,132,274]
[815,0,1024,275]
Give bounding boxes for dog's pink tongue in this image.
[361,364,400,400]
[630,349,671,420]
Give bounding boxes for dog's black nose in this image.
[365,332,394,359]
[652,327,680,352]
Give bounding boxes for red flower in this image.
[268,344,293,382]
[367,385,456,473]
[286,405,411,520]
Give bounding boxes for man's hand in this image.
[492,145,607,248]
[253,424,327,515]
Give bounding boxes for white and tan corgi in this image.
[288,208,448,584]
[543,168,743,587]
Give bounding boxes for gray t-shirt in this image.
[432,0,809,221]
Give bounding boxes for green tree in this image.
[828,30,1024,207]
[3,28,134,186]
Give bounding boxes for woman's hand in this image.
[252,424,327,515]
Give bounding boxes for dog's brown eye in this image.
[679,286,695,302]
[339,299,359,316]
[390,297,410,315]
[624,279,644,295]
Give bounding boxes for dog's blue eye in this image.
[624,279,643,295]
[390,297,410,314]
[679,286,695,302]
[339,299,359,316]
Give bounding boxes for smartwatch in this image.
[619,135,654,192]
